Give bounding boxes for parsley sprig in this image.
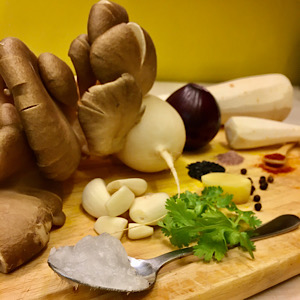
[158,187,262,262]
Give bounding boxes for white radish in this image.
[225,116,300,149]
[81,178,110,218]
[116,94,186,195]
[107,178,147,196]
[206,74,293,124]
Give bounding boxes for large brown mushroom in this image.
[0,37,82,181]
[0,189,64,273]
[78,73,144,156]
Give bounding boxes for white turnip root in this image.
[117,94,186,194]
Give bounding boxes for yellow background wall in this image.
[1,0,299,84]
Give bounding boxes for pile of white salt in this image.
[48,233,149,292]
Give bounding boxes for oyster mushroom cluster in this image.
[70,0,157,155]
[0,0,157,273]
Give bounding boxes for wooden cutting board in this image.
[1,130,300,300]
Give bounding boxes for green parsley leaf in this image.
[158,186,262,262]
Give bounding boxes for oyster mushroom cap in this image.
[0,76,13,104]
[0,103,34,182]
[78,73,144,156]
[13,187,66,227]
[0,37,81,181]
[38,52,79,107]
[0,37,39,74]
[88,0,129,44]
[38,52,89,156]
[68,34,96,96]
[90,22,157,96]
[0,190,53,273]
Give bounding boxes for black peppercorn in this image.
[186,161,225,181]
[259,176,266,184]
[267,176,274,183]
[254,203,262,211]
[253,195,261,202]
[260,182,268,190]
[250,185,256,195]
[240,168,247,175]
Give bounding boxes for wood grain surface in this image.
[1,130,300,300]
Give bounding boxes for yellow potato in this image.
[201,173,251,204]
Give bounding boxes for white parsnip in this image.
[206,74,293,124]
[225,116,300,149]
[82,178,110,218]
[94,216,128,240]
[105,186,135,217]
[107,178,147,196]
[128,223,154,239]
[129,192,169,225]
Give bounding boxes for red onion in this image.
[166,83,221,150]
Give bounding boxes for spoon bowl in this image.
[48,214,300,293]
[263,143,296,167]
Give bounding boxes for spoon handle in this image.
[250,214,300,241]
[276,142,297,156]
[146,246,194,270]
[148,214,300,270]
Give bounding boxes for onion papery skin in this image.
[166,83,221,151]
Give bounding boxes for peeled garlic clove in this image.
[82,178,110,218]
[105,186,135,217]
[107,178,147,196]
[201,173,251,204]
[94,216,128,240]
[128,223,154,239]
[129,192,169,225]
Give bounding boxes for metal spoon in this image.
[48,214,300,293]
